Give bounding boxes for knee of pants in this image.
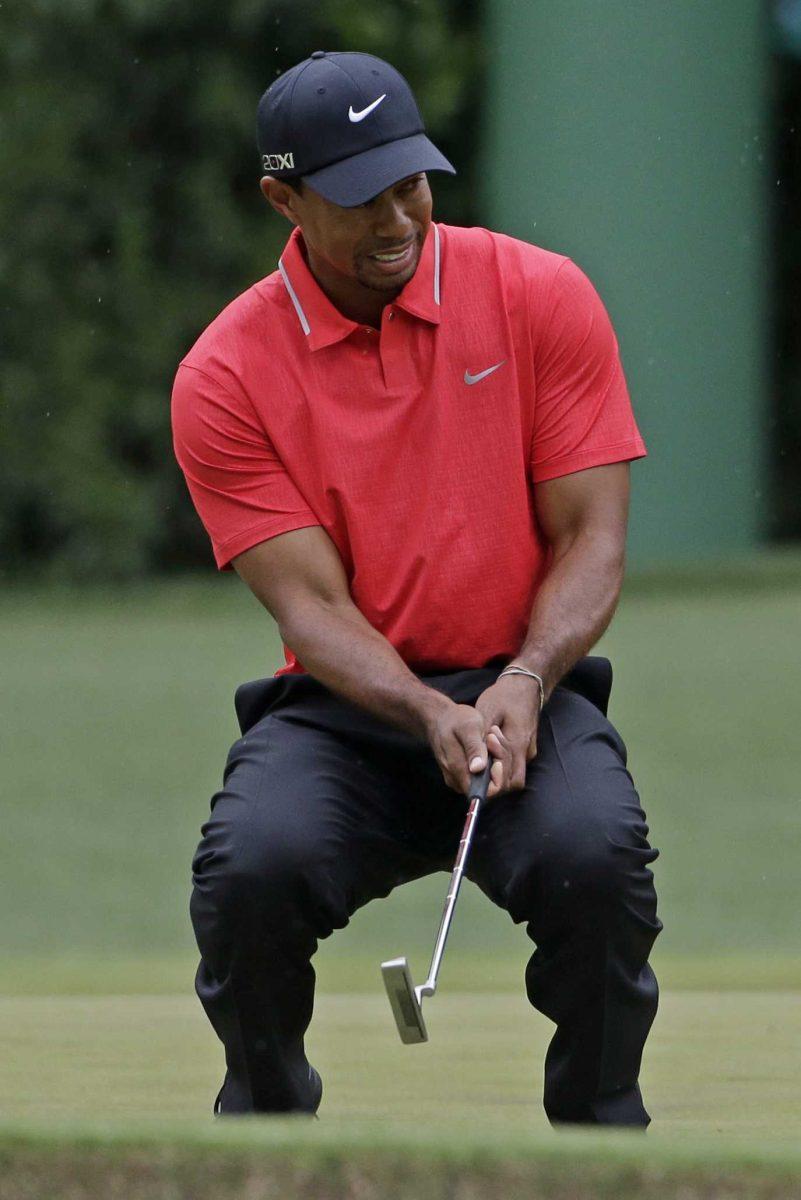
[506,821,659,924]
[191,807,348,944]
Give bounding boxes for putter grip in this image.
[467,761,492,802]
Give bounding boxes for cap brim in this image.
[302,133,455,207]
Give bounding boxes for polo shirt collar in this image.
[393,222,441,326]
[278,224,442,351]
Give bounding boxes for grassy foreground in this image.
[1,988,799,1195]
[3,989,801,1136]
[3,1122,801,1200]
[2,565,801,1194]
[3,960,800,1194]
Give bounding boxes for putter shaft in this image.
[416,789,483,1003]
[381,761,493,1044]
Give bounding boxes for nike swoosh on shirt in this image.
[464,361,506,385]
[348,94,387,123]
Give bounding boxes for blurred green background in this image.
[1,1,800,1002]
[3,0,801,581]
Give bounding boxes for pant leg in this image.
[467,677,663,1128]
[190,679,447,1115]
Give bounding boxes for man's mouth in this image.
[366,239,417,272]
[371,246,411,262]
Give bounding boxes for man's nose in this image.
[372,196,413,240]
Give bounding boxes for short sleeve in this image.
[530,259,647,483]
[171,363,321,570]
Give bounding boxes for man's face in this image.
[264,173,433,293]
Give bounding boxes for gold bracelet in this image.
[498,665,545,712]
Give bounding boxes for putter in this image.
[381,758,493,1043]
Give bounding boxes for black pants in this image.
[190,657,663,1125]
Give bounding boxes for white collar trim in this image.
[278,257,310,336]
[433,223,441,306]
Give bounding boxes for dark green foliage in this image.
[0,1,481,580]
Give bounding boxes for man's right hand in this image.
[424,699,503,798]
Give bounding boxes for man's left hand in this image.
[474,675,542,799]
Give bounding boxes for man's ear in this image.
[260,176,301,226]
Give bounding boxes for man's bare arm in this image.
[474,461,631,795]
[232,526,494,794]
[233,527,442,736]
[517,461,631,697]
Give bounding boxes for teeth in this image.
[373,249,407,261]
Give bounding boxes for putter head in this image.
[380,957,428,1044]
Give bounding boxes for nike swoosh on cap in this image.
[348,94,387,123]
[464,361,506,385]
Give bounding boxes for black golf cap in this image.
[257,50,455,207]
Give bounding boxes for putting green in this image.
[1,990,799,1141]
[3,568,801,1194]
[2,990,801,1197]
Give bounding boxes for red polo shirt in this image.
[172,222,646,676]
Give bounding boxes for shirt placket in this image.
[379,306,415,391]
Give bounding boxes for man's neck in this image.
[302,240,401,329]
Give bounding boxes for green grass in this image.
[1,557,800,992]
[1,990,801,1196]
[3,1134,801,1200]
[2,1135,801,1200]
[2,989,800,1138]
[2,561,801,1193]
